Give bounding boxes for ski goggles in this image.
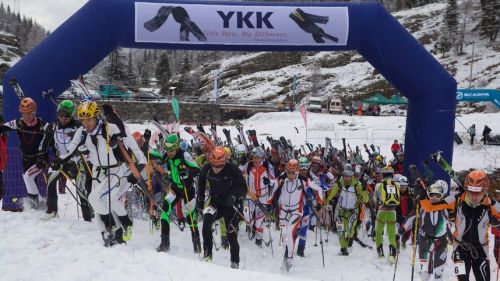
[164,142,179,151]
[466,185,484,193]
[57,112,72,119]
[427,193,443,200]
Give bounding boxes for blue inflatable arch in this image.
[2,0,456,208]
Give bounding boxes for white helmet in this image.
[427,180,448,200]
[235,144,247,155]
[393,174,408,186]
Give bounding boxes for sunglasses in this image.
[428,193,443,199]
[58,112,71,119]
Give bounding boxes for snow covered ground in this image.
[1,112,500,281]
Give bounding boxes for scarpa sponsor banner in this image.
[135,2,349,46]
[456,89,500,108]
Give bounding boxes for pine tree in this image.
[155,52,171,95]
[479,0,499,42]
[103,48,128,84]
[178,55,192,96]
[126,51,137,86]
[436,0,458,56]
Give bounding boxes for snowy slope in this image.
[0,31,22,67]
[196,2,499,102]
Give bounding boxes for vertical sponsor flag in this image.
[171,97,180,121]
[300,104,307,127]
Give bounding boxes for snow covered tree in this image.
[436,0,458,56]
[155,52,172,95]
[478,0,499,42]
[103,48,128,85]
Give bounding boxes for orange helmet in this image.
[131,131,143,143]
[464,170,489,192]
[311,156,322,165]
[209,146,227,167]
[286,159,299,173]
[19,97,37,113]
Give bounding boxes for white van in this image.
[307,97,323,112]
[328,98,343,114]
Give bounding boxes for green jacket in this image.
[327,177,369,209]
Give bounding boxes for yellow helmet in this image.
[77,101,100,120]
[375,155,383,162]
[224,147,232,160]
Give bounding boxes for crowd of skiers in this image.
[1,97,499,279]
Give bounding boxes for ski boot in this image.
[157,221,170,252]
[255,238,263,248]
[192,237,202,254]
[122,225,133,241]
[376,245,384,258]
[297,244,305,257]
[280,257,293,272]
[114,227,126,245]
[340,248,349,256]
[230,262,239,269]
[388,245,397,264]
[101,230,117,247]
[24,194,39,210]
[40,209,58,221]
[221,235,229,249]
[203,252,212,263]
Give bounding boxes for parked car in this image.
[307,97,322,112]
[98,84,133,100]
[136,91,160,101]
[328,98,343,114]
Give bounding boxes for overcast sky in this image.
[2,0,87,31]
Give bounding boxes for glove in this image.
[127,174,138,184]
[102,104,115,118]
[266,204,275,213]
[224,195,236,207]
[36,157,47,170]
[143,129,151,141]
[51,158,63,170]
[179,170,189,180]
[263,177,271,186]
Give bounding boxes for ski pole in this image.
[319,221,325,268]
[42,90,58,106]
[105,121,112,233]
[411,198,420,281]
[392,250,399,281]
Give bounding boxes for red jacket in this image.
[0,135,7,171]
[391,143,401,152]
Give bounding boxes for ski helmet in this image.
[427,180,448,201]
[164,134,180,151]
[298,157,310,170]
[381,166,394,177]
[464,170,489,193]
[311,156,323,165]
[131,131,143,143]
[77,101,100,120]
[286,159,299,173]
[375,155,383,162]
[57,100,75,116]
[224,147,232,159]
[342,164,354,177]
[251,146,266,158]
[19,97,36,113]
[235,144,247,156]
[209,146,227,167]
[180,140,190,152]
[393,174,408,186]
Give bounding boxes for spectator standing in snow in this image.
[469,124,476,146]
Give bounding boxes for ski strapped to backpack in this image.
[429,151,463,191]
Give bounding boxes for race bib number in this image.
[453,262,465,275]
[164,191,176,204]
[419,260,428,273]
[386,185,396,194]
[336,217,344,232]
